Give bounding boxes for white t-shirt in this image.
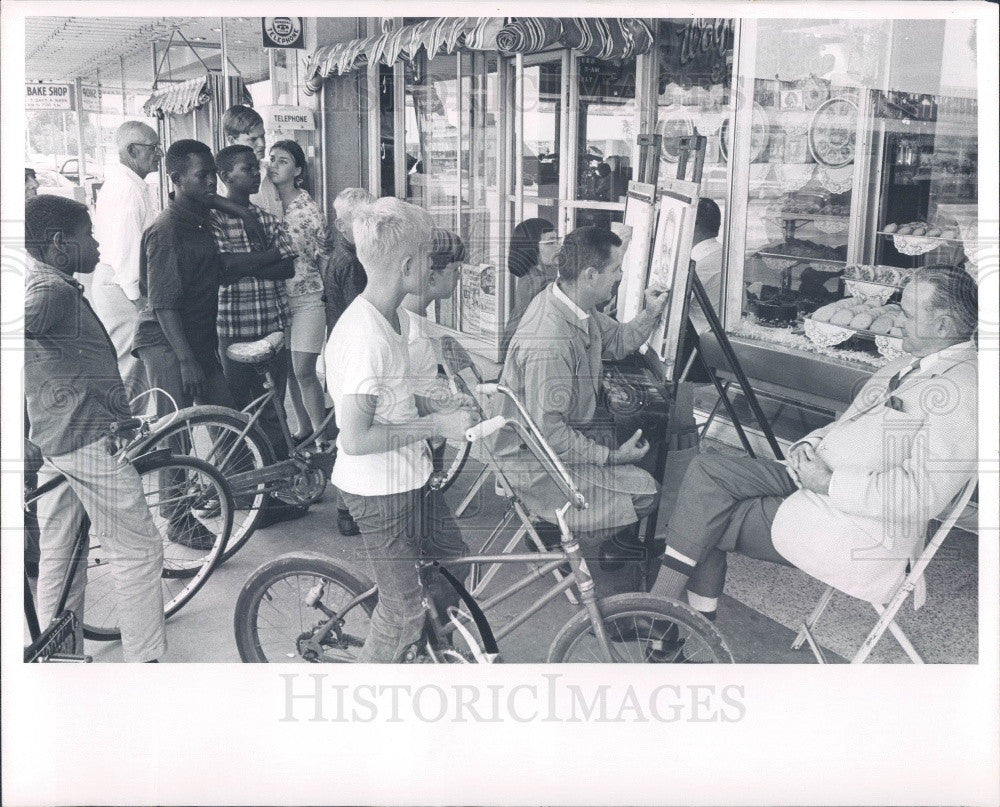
[403,308,445,398]
[326,297,432,495]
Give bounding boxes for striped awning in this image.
[304,17,492,95]
[303,17,652,94]
[143,76,212,116]
[497,18,654,59]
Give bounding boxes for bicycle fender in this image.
[436,564,500,656]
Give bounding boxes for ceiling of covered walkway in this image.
[25,16,270,88]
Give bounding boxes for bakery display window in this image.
[725,18,977,371]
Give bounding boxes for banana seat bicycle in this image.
[233,384,733,664]
[24,417,233,658]
[130,331,469,564]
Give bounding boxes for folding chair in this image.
[438,336,582,603]
[792,478,978,663]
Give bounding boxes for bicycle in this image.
[130,332,470,563]
[233,406,733,664]
[24,417,233,657]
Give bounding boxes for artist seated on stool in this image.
[491,226,670,596]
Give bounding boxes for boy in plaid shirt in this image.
[211,144,296,459]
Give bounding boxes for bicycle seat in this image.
[226,332,285,364]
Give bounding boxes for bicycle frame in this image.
[300,505,618,663]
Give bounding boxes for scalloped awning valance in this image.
[303,17,653,94]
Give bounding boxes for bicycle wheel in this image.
[137,407,272,562]
[234,553,376,663]
[547,594,734,663]
[82,454,233,641]
[428,437,471,494]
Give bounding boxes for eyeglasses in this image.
[130,142,162,153]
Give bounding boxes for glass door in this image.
[516,51,566,230]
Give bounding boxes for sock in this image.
[686,591,718,621]
[649,547,697,601]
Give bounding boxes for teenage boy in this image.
[211,144,296,461]
[25,194,165,662]
[134,140,236,415]
[221,105,282,218]
[326,198,477,663]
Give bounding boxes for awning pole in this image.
[120,55,127,115]
[221,18,231,108]
[74,78,87,192]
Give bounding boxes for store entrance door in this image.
[515,51,567,232]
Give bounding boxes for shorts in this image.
[286,292,326,353]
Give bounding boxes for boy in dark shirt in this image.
[134,139,236,412]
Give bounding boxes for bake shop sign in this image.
[26,82,74,110]
[261,17,304,49]
[661,19,735,86]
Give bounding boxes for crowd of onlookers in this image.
[23,102,979,664]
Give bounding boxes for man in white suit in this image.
[649,265,978,621]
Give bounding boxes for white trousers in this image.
[90,278,146,402]
[35,439,166,662]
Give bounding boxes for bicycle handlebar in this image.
[465,415,507,442]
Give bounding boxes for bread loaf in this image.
[869,315,895,334]
[850,312,875,330]
[830,309,854,326]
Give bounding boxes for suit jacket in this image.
[771,341,978,604]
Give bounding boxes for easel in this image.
[626,134,783,587]
[635,133,782,461]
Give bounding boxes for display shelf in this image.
[753,252,845,266]
[875,231,963,243]
[767,213,849,223]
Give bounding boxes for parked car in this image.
[33,169,85,202]
[59,158,103,184]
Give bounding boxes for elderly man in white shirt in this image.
[649,264,978,624]
[91,121,162,400]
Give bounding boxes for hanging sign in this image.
[80,85,103,113]
[25,82,74,110]
[263,105,316,131]
[261,17,304,50]
[659,19,735,88]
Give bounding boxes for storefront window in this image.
[655,19,734,207]
[865,20,978,271]
[404,52,461,230]
[728,19,978,372]
[521,56,562,225]
[401,49,505,342]
[572,56,637,229]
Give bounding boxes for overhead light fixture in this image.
[191,36,207,41]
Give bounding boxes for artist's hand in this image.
[609,429,649,465]
[790,444,832,494]
[643,286,670,316]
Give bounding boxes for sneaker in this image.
[336,508,360,536]
[257,498,310,529]
[191,495,221,520]
[167,514,217,551]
